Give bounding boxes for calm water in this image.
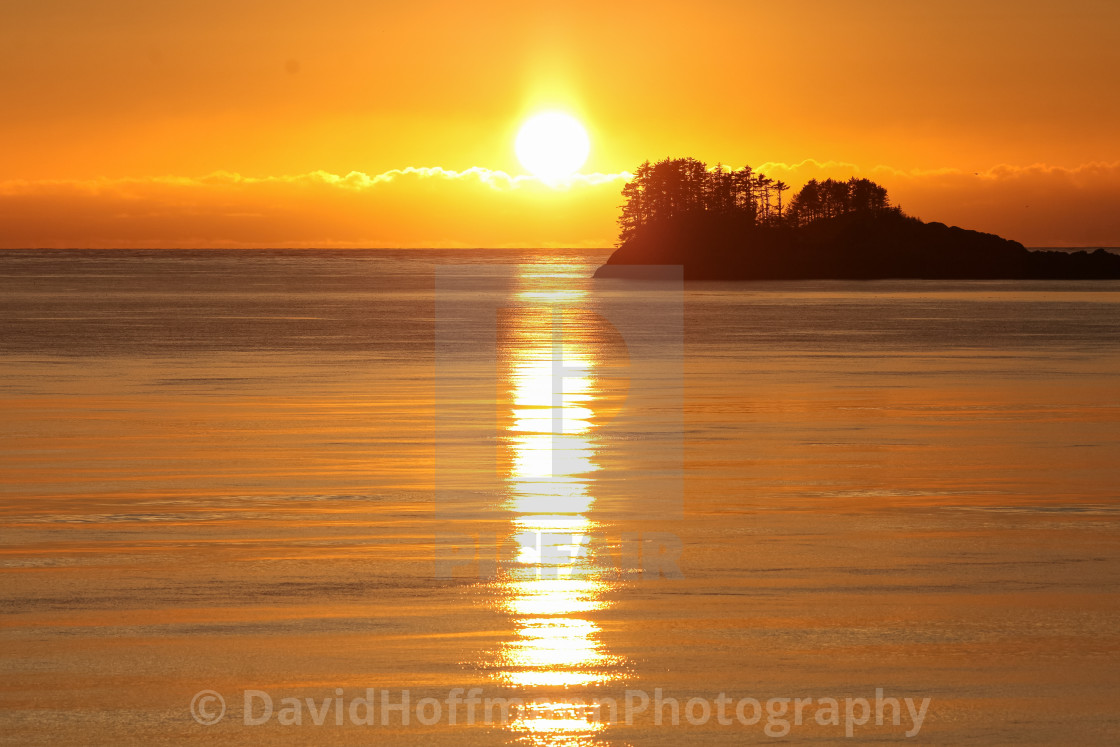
[2,249,1119,745]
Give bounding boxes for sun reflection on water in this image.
[487,265,625,744]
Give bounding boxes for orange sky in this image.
[2,0,1118,247]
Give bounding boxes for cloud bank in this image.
[0,167,631,249]
[1,161,1118,248]
[754,160,1120,247]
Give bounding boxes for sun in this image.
[515,112,590,184]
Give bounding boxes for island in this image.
[593,157,1120,280]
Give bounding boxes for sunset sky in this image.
[2,0,1118,248]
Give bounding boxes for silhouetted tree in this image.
[617,157,896,244]
[787,179,822,226]
[707,164,736,215]
[848,177,889,213]
[732,166,757,220]
[773,180,790,221]
[618,160,653,244]
[786,176,895,227]
[756,175,773,223]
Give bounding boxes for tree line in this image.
[618,157,898,244]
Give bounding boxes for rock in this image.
[594,211,1120,280]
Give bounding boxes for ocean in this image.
[1,249,1119,745]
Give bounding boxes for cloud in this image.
[190,167,632,191]
[2,161,1118,248]
[0,166,632,195]
[0,167,631,248]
